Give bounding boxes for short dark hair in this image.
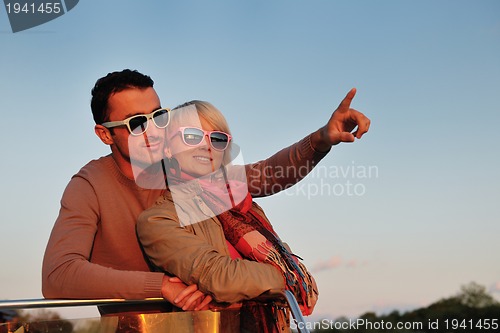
[91,69,154,124]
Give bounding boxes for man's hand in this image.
[161,276,212,311]
[311,88,371,152]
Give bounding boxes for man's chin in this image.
[131,159,167,189]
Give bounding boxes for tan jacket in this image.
[137,181,286,304]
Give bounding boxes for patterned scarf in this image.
[203,188,313,308]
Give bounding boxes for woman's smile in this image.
[193,155,213,163]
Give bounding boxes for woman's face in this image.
[166,116,226,178]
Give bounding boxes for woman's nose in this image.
[202,135,212,150]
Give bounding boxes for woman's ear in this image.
[94,124,114,145]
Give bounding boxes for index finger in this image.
[336,88,357,113]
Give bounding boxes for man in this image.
[42,69,370,313]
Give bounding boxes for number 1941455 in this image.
[443,318,498,330]
[5,2,62,14]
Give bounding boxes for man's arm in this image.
[42,176,207,310]
[42,177,157,298]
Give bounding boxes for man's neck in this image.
[110,152,136,180]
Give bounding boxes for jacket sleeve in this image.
[42,176,164,299]
[137,207,286,304]
[245,133,329,197]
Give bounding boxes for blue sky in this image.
[1,0,499,321]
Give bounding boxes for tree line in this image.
[311,282,500,333]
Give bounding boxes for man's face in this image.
[106,87,166,171]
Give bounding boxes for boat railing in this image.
[0,290,310,333]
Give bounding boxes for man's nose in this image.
[144,119,164,136]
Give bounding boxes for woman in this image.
[137,100,318,332]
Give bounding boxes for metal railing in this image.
[0,290,310,333]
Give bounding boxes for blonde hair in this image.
[170,100,234,165]
[173,100,231,134]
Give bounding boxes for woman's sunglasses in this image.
[101,108,170,136]
[176,127,232,151]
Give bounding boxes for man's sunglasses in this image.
[101,108,170,136]
[176,127,232,151]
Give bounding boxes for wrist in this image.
[161,275,168,299]
[310,128,332,153]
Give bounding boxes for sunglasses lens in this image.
[129,116,148,135]
[183,128,204,146]
[210,132,230,150]
[153,109,170,128]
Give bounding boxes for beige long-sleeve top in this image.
[137,182,286,304]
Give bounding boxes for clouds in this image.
[490,281,500,294]
[311,256,366,273]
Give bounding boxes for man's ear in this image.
[94,125,114,145]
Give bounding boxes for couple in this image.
[42,69,370,331]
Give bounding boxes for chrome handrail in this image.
[281,290,309,333]
[0,297,165,310]
[0,292,310,333]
